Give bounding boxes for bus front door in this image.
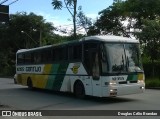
[89,49,101,97]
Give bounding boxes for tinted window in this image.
[34,52,41,64]
[52,46,68,62]
[25,53,32,64]
[17,54,24,64]
[41,49,52,63]
[69,44,82,61]
[84,42,99,74]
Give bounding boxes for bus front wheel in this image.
[74,81,85,99]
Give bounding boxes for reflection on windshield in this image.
[102,43,142,73]
[125,44,142,72]
[106,44,126,72]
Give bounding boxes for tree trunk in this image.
[73,0,77,38]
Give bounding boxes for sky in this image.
[1,0,114,34]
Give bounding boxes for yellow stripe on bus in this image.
[138,73,144,80]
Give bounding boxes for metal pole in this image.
[21,31,38,46]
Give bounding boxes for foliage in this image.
[136,19,160,62]
[145,78,160,88]
[90,0,160,36]
[143,61,160,78]
[94,0,128,36]
[124,0,160,27]
[87,26,100,36]
[6,12,55,49]
[0,12,58,76]
[77,10,92,35]
[52,0,78,38]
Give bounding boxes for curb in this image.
[146,87,160,90]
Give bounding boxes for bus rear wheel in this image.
[27,78,34,90]
[74,81,85,99]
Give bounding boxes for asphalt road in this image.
[0,78,159,119]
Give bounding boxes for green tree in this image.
[92,0,160,36]
[8,12,55,48]
[87,26,100,36]
[94,0,128,36]
[0,12,56,76]
[52,0,77,38]
[77,10,92,35]
[136,19,160,76]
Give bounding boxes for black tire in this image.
[74,81,85,99]
[14,78,17,84]
[27,78,33,90]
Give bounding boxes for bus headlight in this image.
[110,89,117,96]
[138,80,144,84]
[140,86,145,89]
[104,81,117,86]
[109,80,117,85]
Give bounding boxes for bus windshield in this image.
[101,43,143,74]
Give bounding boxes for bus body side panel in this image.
[44,63,69,91]
[60,62,93,96]
[16,63,145,97]
[16,64,48,88]
[16,62,94,96]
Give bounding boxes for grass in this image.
[145,77,160,88]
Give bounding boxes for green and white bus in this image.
[15,35,145,98]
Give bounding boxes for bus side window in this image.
[41,50,45,63]
[37,52,41,64]
[34,52,38,64]
[41,49,52,63]
[69,44,82,61]
[25,53,31,64]
[46,49,52,62]
[59,46,68,61]
[68,46,73,60]
[73,45,82,60]
[53,48,59,62]
[17,54,25,65]
[62,46,68,61]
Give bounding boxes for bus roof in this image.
[17,45,52,53]
[17,35,139,53]
[82,35,139,43]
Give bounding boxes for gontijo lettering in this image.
[26,66,41,72]
[16,65,44,73]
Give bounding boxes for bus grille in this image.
[118,80,138,84]
[130,81,138,83]
[119,81,127,84]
